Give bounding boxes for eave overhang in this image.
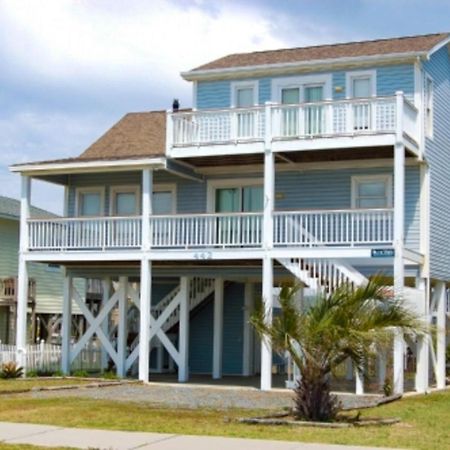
[182,51,428,82]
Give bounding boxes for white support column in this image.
[242,282,255,376]
[393,91,405,395]
[142,168,153,251]
[393,329,405,394]
[213,277,224,379]
[355,369,364,395]
[435,281,446,389]
[415,277,429,392]
[61,274,73,375]
[100,277,111,371]
[16,175,31,369]
[263,101,274,251]
[261,256,273,391]
[139,260,151,382]
[178,276,190,382]
[117,276,128,377]
[377,351,387,387]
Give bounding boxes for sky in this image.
[0,0,449,213]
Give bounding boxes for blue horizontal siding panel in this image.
[189,298,214,373]
[195,64,415,108]
[259,78,271,104]
[376,65,415,102]
[189,282,244,375]
[196,81,231,109]
[275,166,420,251]
[332,72,346,100]
[423,46,450,280]
[222,283,244,375]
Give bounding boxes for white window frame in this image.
[75,187,105,217]
[272,74,333,103]
[110,185,140,216]
[153,183,177,215]
[346,70,377,99]
[231,80,259,108]
[351,174,392,209]
[207,178,263,213]
[424,74,434,138]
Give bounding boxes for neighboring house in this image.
[0,196,62,343]
[9,33,449,393]
[0,196,91,344]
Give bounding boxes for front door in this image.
[304,85,324,134]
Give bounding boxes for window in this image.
[352,176,392,209]
[346,71,376,131]
[425,75,433,137]
[110,186,139,216]
[76,188,104,217]
[232,81,258,138]
[232,81,258,108]
[346,71,376,98]
[153,185,176,215]
[273,74,331,137]
[215,185,263,213]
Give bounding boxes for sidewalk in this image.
[0,422,401,450]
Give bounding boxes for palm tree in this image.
[251,277,425,422]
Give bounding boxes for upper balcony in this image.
[166,94,419,158]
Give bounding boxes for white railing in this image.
[171,106,265,145]
[168,95,419,148]
[27,209,394,251]
[274,208,394,247]
[150,212,263,248]
[0,342,102,374]
[28,216,142,250]
[403,99,419,142]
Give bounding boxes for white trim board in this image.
[272,73,332,102]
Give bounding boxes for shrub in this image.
[72,370,89,378]
[52,370,64,377]
[26,370,39,378]
[103,371,118,380]
[0,362,24,379]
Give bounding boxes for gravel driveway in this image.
[29,381,382,410]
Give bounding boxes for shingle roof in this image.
[78,111,167,160]
[191,32,449,72]
[0,196,57,220]
[10,111,169,168]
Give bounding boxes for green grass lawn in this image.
[0,390,448,449]
[0,378,92,394]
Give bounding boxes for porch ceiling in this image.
[179,145,415,168]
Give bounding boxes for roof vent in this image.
[172,99,180,112]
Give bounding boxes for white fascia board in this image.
[426,37,450,58]
[181,52,425,82]
[9,157,167,176]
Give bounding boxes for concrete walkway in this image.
[0,422,401,450]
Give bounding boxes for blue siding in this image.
[333,71,346,100]
[424,46,450,280]
[377,65,415,102]
[196,64,415,109]
[65,166,420,251]
[67,170,205,217]
[189,282,244,375]
[259,77,271,104]
[189,298,213,373]
[196,80,230,109]
[275,167,420,250]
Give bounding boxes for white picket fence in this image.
[0,341,103,374]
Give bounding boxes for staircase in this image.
[277,257,369,294]
[151,277,215,332]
